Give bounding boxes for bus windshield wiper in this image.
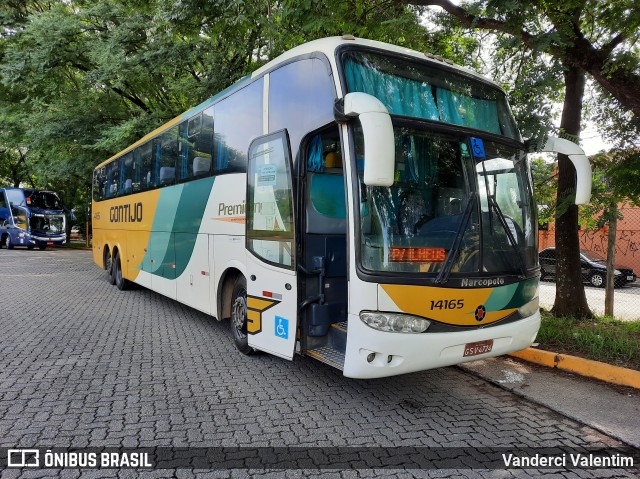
[480,160,526,277]
[487,196,527,277]
[435,193,477,284]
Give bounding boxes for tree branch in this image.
[405,0,537,49]
[601,32,627,56]
[400,0,640,117]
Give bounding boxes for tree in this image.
[402,0,640,317]
[0,0,469,217]
[580,149,640,315]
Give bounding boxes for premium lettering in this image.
[218,201,246,216]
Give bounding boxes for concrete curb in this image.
[508,348,640,390]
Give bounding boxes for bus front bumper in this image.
[342,311,540,379]
[24,233,67,247]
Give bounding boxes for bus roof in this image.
[96,36,501,169]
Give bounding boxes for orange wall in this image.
[539,205,640,273]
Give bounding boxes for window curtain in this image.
[345,60,439,121]
[345,60,502,135]
[436,89,501,135]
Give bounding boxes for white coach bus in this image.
[92,36,591,378]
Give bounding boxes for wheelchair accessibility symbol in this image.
[275,316,289,339]
[470,137,486,158]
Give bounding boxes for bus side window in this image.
[214,78,263,174]
[136,142,154,190]
[157,126,179,186]
[93,169,105,201]
[194,107,214,177]
[106,160,120,198]
[269,57,336,161]
[12,206,28,229]
[120,153,134,195]
[178,118,195,181]
[178,109,214,181]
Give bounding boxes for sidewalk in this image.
[459,356,640,448]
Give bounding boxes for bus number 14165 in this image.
[430,299,464,310]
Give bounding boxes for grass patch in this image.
[536,309,640,371]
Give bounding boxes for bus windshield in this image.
[356,127,536,276]
[342,49,519,140]
[25,190,63,210]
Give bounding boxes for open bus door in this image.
[245,130,298,359]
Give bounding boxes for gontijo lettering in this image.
[109,203,143,223]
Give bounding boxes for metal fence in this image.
[538,204,640,321]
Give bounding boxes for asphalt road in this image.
[539,279,640,320]
[0,248,637,478]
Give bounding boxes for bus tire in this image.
[104,248,116,285]
[114,250,131,291]
[230,276,255,355]
[2,235,13,250]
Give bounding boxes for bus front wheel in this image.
[230,276,255,355]
[2,235,13,250]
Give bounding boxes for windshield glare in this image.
[356,126,537,276]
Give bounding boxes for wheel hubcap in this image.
[592,275,603,286]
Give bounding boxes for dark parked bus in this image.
[0,188,67,250]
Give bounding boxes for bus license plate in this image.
[463,339,493,357]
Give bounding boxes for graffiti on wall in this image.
[579,230,640,258]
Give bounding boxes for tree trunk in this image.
[604,205,617,316]
[551,66,593,318]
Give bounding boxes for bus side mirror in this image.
[533,136,592,205]
[335,92,395,187]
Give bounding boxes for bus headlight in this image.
[518,297,539,318]
[360,312,430,333]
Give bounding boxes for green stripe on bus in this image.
[149,176,216,279]
[172,177,216,277]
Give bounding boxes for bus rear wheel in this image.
[230,276,255,355]
[104,248,116,285]
[113,250,131,291]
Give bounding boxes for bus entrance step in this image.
[307,346,345,370]
[331,321,348,333]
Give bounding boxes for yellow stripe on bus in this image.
[381,284,512,326]
[92,189,162,281]
[247,296,279,312]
